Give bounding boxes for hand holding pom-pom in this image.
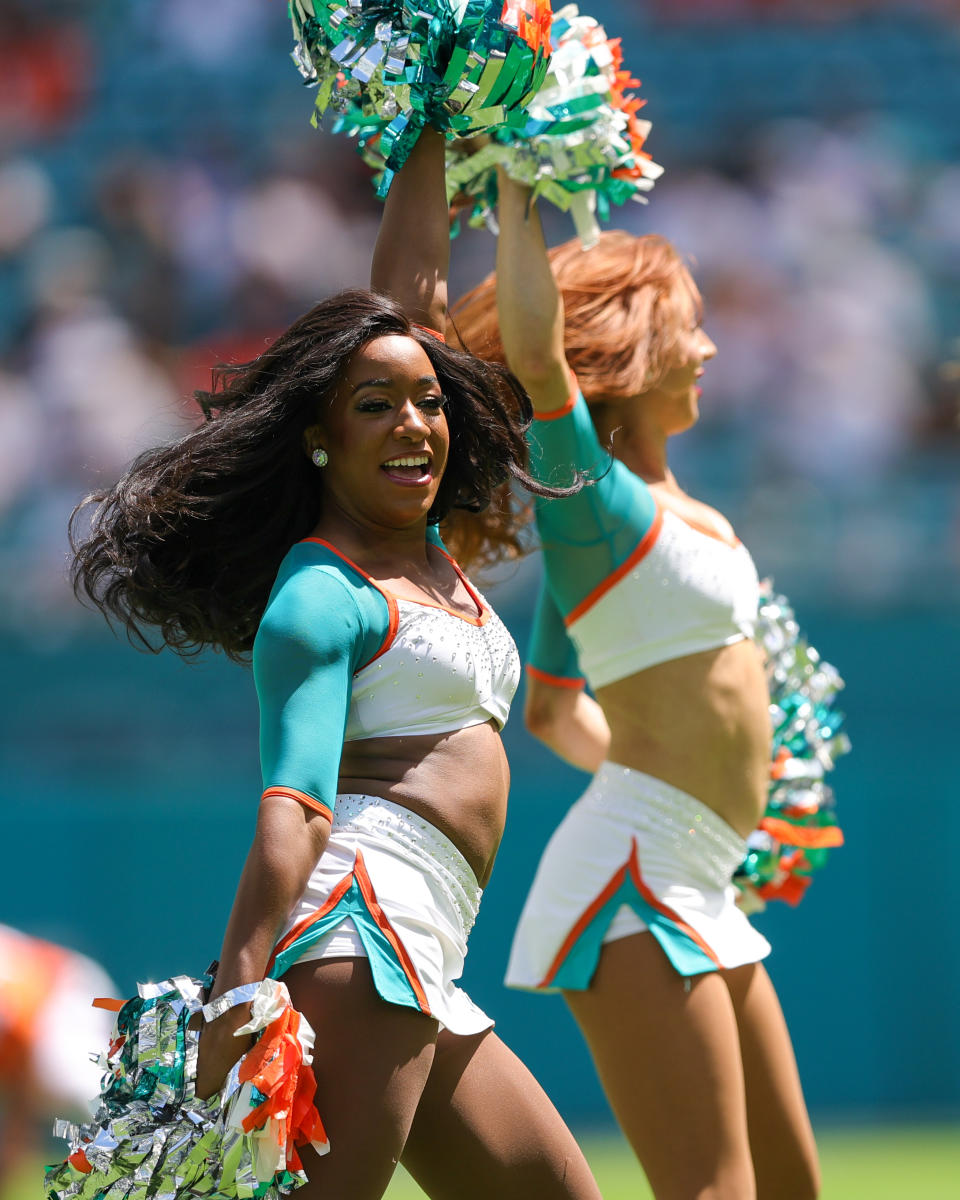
[46,976,328,1200]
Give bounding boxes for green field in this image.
[380,1125,960,1199]
[19,1124,959,1200]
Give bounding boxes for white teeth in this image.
[384,455,429,468]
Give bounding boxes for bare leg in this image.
[725,964,820,1200]
[401,1027,602,1200]
[282,957,439,1200]
[564,932,755,1200]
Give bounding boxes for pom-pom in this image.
[445,3,663,246]
[290,0,553,193]
[735,586,851,911]
[45,975,327,1200]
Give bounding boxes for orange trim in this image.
[625,841,722,967]
[301,535,486,631]
[299,536,399,666]
[413,324,445,343]
[352,850,432,1015]
[565,507,664,626]
[525,664,586,691]
[261,787,334,822]
[759,817,845,849]
[539,859,629,988]
[266,851,431,1016]
[425,543,488,625]
[532,371,580,422]
[267,870,356,973]
[539,837,723,987]
[92,997,125,1012]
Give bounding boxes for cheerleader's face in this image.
[642,277,717,435]
[305,335,450,530]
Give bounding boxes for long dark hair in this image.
[71,289,574,661]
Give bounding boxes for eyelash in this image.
[356,396,446,413]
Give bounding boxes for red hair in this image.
[450,231,701,407]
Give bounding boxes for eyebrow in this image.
[351,375,439,393]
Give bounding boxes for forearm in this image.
[525,685,610,774]
[210,796,330,999]
[196,797,330,1094]
[370,127,449,330]
[495,170,570,407]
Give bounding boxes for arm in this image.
[525,677,610,774]
[196,566,371,1097]
[524,579,610,773]
[195,798,330,1097]
[370,127,449,331]
[495,170,572,412]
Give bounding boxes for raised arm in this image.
[495,171,572,412]
[370,127,449,332]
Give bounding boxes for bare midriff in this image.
[337,719,509,887]
[595,638,771,838]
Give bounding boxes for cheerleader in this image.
[70,132,601,1200]
[451,173,821,1200]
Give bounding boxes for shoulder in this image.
[255,541,389,667]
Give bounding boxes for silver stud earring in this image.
[311,448,328,468]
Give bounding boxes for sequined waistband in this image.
[332,793,481,913]
[577,763,748,885]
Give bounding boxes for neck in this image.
[311,504,431,569]
[596,400,673,488]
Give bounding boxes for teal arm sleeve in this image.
[527,577,585,689]
[253,550,389,821]
[526,391,659,617]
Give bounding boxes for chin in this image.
[668,407,699,437]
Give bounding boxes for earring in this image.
[311,448,328,468]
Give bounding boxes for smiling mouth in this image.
[381,454,432,484]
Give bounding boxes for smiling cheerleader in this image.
[58,127,602,1200]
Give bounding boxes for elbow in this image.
[524,692,561,744]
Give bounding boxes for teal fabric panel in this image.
[272,874,422,1011]
[527,577,585,683]
[254,540,391,817]
[550,875,719,990]
[526,392,658,617]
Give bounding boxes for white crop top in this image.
[345,582,520,741]
[565,506,760,689]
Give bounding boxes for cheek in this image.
[433,417,451,464]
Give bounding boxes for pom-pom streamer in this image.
[445,3,663,245]
[735,585,851,912]
[45,976,327,1200]
[290,0,554,193]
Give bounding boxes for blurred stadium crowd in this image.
[1,0,958,628]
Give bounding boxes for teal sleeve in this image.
[253,548,390,820]
[526,390,658,617]
[527,578,585,689]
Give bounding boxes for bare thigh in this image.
[725,963,820,1200]
[564,932,755,1200]
[401,1027,602,1200]
[282,957,438,1200]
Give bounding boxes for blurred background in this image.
[1,0,958,1196]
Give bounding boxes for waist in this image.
[331,794,482,900]
[597,643,772,835]
[578,763,749,885]
[338,725,509,883]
